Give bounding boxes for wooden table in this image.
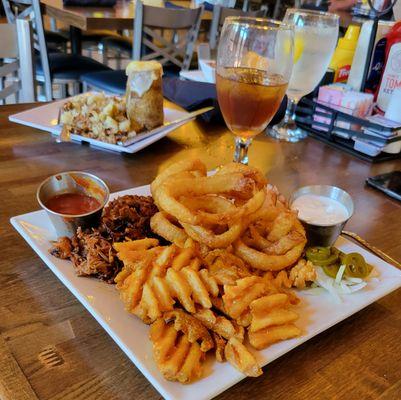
[1,102,401,400]
[41,0,212,53]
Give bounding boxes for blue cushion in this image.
[81,70,127,94]
[81,30,121,41]
[36,53,111,80]
[45,31,69,44]
[203,1,214,11]
[164,1,185,9]
[101,36,132,53]
[81,66,181,94]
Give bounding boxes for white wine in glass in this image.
[216,17,294,164]
[269,9,339,142]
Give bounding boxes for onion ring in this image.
[156,173,255,224]
[151,159,206,197]
[263,220,306,255]
[234,239,306,271]
[182,221,243,249]
[215,163,267,192]
[267,211,297,242]
[150,211,188,246]
[180,195,241,225]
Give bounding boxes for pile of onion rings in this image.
[150,159,307,272]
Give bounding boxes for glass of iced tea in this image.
[216,17,294,164]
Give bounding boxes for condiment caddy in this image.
[296,97,401,162]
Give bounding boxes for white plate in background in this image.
[8,96,191,154]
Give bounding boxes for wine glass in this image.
[216,17,294,164]
[268,9,339,142]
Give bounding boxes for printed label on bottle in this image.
[335,65,351,82]
[377,43,401,112]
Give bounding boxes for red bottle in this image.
[376,21,401,112]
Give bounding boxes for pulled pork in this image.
[50,195,158,282]
[99,195,157,241]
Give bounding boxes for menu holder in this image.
[296,97,401,162]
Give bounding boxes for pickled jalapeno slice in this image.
[342,253,370,278]
[305,247,331,262]
[323,263,340,279]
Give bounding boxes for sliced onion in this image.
[345,277,363,284]
[315,268,342,303]
[313,266,369,302]
[335,264,346,284]
[303,287,326,296]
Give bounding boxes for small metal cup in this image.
[37,171,109,237]
[290,185,354,247]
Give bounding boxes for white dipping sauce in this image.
[291,194,349,225]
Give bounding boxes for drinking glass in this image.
[216,17,294,164]
[269,9,339,142]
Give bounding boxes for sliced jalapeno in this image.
[323,263,340,279]
[342,253,369,278]
[305,247,331,262]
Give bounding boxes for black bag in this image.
[62,0,116,7]
[162,76,287,126]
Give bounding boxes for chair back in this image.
[0,19,35,102]
[133,1,203,70]
[2,0,52,100]
[209,5,267,50]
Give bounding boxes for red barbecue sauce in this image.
[46,193,100,215]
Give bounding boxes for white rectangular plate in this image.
[8,97,191,154]
[10,185,401,400]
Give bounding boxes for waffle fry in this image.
[164,309,214,352]
[224,338,262,377]
[260,273,301,306]
[264,270,293,289]
[194,308,244,342]
[115,243,219,322]
[249,294,298,332]
[212,332,227,362]
[262,260,316,290]
[222,276,266,319]
[150,318,205,383]
[248,293,301,350]
[204,249,251,285]
[248,324,302,350]
[221,275,301,349]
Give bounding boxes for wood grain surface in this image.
[40,0,354,32]
[40,0,212,31]
[1,102,401,400]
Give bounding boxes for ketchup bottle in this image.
[376,21,401,112]
[384,21,401,60]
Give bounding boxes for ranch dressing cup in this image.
[290,185,354,247]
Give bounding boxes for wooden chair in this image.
[3,1,69,52]
[82,1,203,94]
[0,19,35,103]
[2,0,110,101]
[133,1,203,70]
[209,5,267,50]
